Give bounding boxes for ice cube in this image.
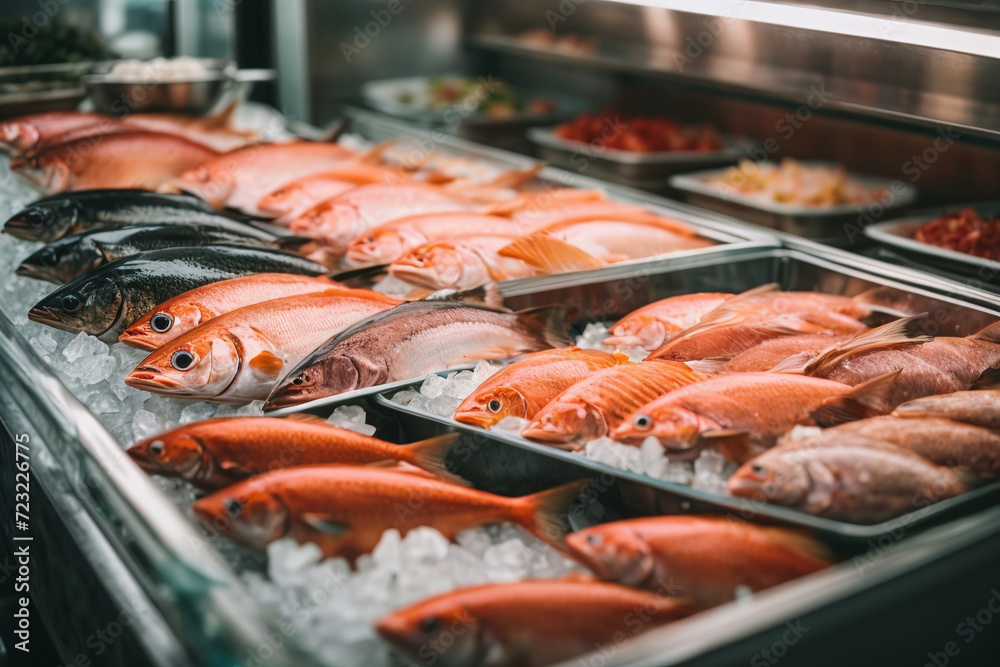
[267,538,323,586]
[371,529,402,573]
[585,437,642,473]
[131,410,162,441]
[621,345,649,362]
[493,416,530,435]
[61,332,113,384]
[327,405,377,436]
[447,544,487,588]
[456,528,492,558]
[691,449,739,494]
[472,360,499,382]
[390,389,420,406]
[483,539,530,583]
[419,372,450,399]
[575,322,612,350]
[180,402,217,425]
[400,527,450,563]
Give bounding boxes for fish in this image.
[893,389,1000,429]
[0,111,111,156]
[602,292,733,350]
[289,187,481,256]
[790,320,1000,407]
[120,103,258,152]
[520,360,706,448]
[127,415,463,488]
[501,201,695,236]
[2,189,266,243]
[16,223,307,284]
[190,466,587,559]
[498,219,713,272]
[375,580,699,667]
[685,334,851,375]
[388,234,538,290]
[727,437,967,523]
[11,131,221,193]
[343,213,525,267]
[647,287,886,362]
[453,347,624,428]
[161,140,358,214]
[27,245,328,341]
[565,516,832,607]
[817,416,1000,478]
[609,370,902,462]
[120,272,345,350]
[124,288,400,403]
[264,301,573,410]
[481,188,607,216]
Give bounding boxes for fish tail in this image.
[758,527,835,567]
[273,235,318,253]
[518,479,590,551]
[852,286,919,318]
[970,320,1000,344]
[811,368,903,426]
[798,314,931,376]
[515,305,575,348]
[402,433,469,486]
[499,233,605,273]
[421,283,505,309]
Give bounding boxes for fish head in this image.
[454,386,529,428]
[611,405,709,455]
[727,454,810,508]
[127,430,207,480]
[291,202,362,251]
[389,242,486,291]
[265,353,361,410]
[18,238,98,283]
[0,119,39,155]
[376,598,487,667]
[3,196,78,242]
[345,228,407,267]
[169,165,233,208]
[521,400,607,445]
[256,183,304,217]
[566,526,655,587]
[192,479,289,549]
[28,272,124,336]
[125,333,240,398]
[10,152,72,194]
[121,302,206,351]
[605,316,666,350]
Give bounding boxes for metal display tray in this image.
[669,162,919,247]
[864,201,1000,283]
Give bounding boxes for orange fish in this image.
[603,292,733,350]
[521,360,706,448]
[388,234,536,291]
[127,415,463,488]
[727,437,967,523]
[191,466,586,560]
[12,131,220,193]
[121,103,258,152]
[124,288,400,403]
[120,273,346,350]
[647,287,879,362]
[454,347,624,428]
[376,579,699,667]
[610,371,901,461]
[0,111,113,156]
[502,201,695,236]
[162,140,357,214]
[893,389,1000,429]
[566,516,832,607]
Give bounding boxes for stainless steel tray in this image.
[864,201,1000,283]
[670,162,919,246]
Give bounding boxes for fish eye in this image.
[148,440,164,457]
[224,498,243,518]
[418,616,441,634]
[751,464,769,477]
[170,349,196,371]
[487,399,502,414]
[61,293,82,312]
[292,376,304,385]
[150,312,173,333]
[633,414,653,430]
[585,533,604,547]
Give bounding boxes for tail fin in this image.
[852,286,921,319]
[971,320,1000,345]
[422,283,506,310]
[811,368,902,426]
[516,305,575,348]
[520,479,590,551]
[402,433,468,486]
[499,233,605,273]
[798,314,931,376]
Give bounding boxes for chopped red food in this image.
[553,108,723,153]
[913,209,1000,261]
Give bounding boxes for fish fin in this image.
[422,283,506,310]
[801,314,931,377]
[810,368,903,426]
[282,413,327,424]
[484,164,545,190]
[460,347,517,361]
[684,357,729,374]
[851,286,918,319]
[612,351,630,364]
[515,305,575,348]
[404,433,469,486]
[759,527,834,565]
[198,99,240,129]
[970,320,1000,344]
[331,264,388,288]
[971,367,1000,390]
[366,459,403,469]
[218,460,253,476]
[356,140,394,166]
[498,233,606,273]
[767,352,814,374]
[248,350,285,380]
[522,479,590,551]
[299,513,351,536]
[698,429,759,464]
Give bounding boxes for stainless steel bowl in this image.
[83,58,274,116]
